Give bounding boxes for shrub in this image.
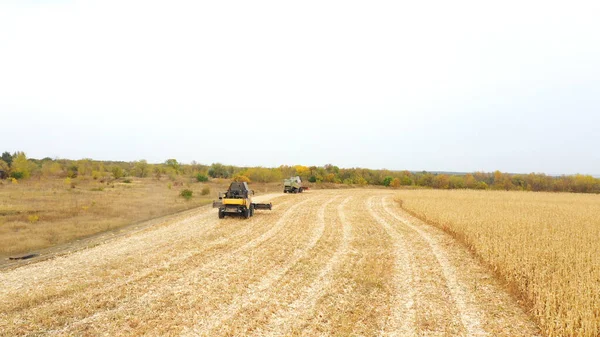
[382,176,393,187]
[201,186,210,195]
[308,175,317,183]
[196,174,209,182]
[111,166,124,179]
[180,189,193,200]
[123,179,132,184]
[10,171,24,180]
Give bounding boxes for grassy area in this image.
[395,189,600,337]
[0,177,280,257]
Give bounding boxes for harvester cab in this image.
[213,182,272,219]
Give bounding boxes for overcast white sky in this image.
[1,0,599,174]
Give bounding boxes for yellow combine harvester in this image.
[212,182,272,219]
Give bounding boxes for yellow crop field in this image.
[395,189,600,337]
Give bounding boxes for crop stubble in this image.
[1,190,540,336]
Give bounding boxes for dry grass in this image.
[0,177,280,257]
[395,189,600,337]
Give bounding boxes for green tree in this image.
[208,163,230,178]
[132,160,150,178]
[111,166,124,179]
[1,152,12,167]
[165,159,180,174]
[449,175,465,189]
[382,176,393,187]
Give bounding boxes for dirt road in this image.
[0,190,540,336]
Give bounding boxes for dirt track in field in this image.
[0,190,540,336]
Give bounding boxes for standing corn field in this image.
[396,189,600,337]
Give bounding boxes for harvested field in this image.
[0,178,280,258]
[0,190,541,336]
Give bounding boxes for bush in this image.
[123,179,132,183]
[180,189,193,200]
[111,166,124,179]
[196,174,209,182]
[201,186,210,195]
[308,175,317,183]
[10,171,24,180]
[382,176,393,187]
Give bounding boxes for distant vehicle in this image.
[283,176,307,193]
[0,170,7,179]
[213,182,272,219]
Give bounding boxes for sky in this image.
[1,0,599,175]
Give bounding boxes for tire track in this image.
[9,198,300,336]
[247,196,353,336]
[47,198,306,336]
[182,195,341,336]
[381,196,488,337]
[366,196,416,337]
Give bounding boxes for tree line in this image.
[1,151,599,194]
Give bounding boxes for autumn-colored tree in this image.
[464,174,477,189]
[294,165,311,180]
[432,174,450,189]
[0,159,9,173]
[232,174,251,183]
[390,178,401,188]
[11,152,32,179]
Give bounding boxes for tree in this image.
[294,165,311,180]
[77,159,93,177]
[165,159,180,174]
[208,163,230,178]
[132,160,150,178]
[382,176,393,187]
[432,174,450,189]
[111,166,124,179]
[449,175,465,189]
[11,152,32,179]
[390,178,401,188]
[464,174,478,189]
[1,152,12,167]
[41,161,62,178]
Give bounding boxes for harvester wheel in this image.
[243,208,250,219]
[250,205,255,217]
[218,209,225,219]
